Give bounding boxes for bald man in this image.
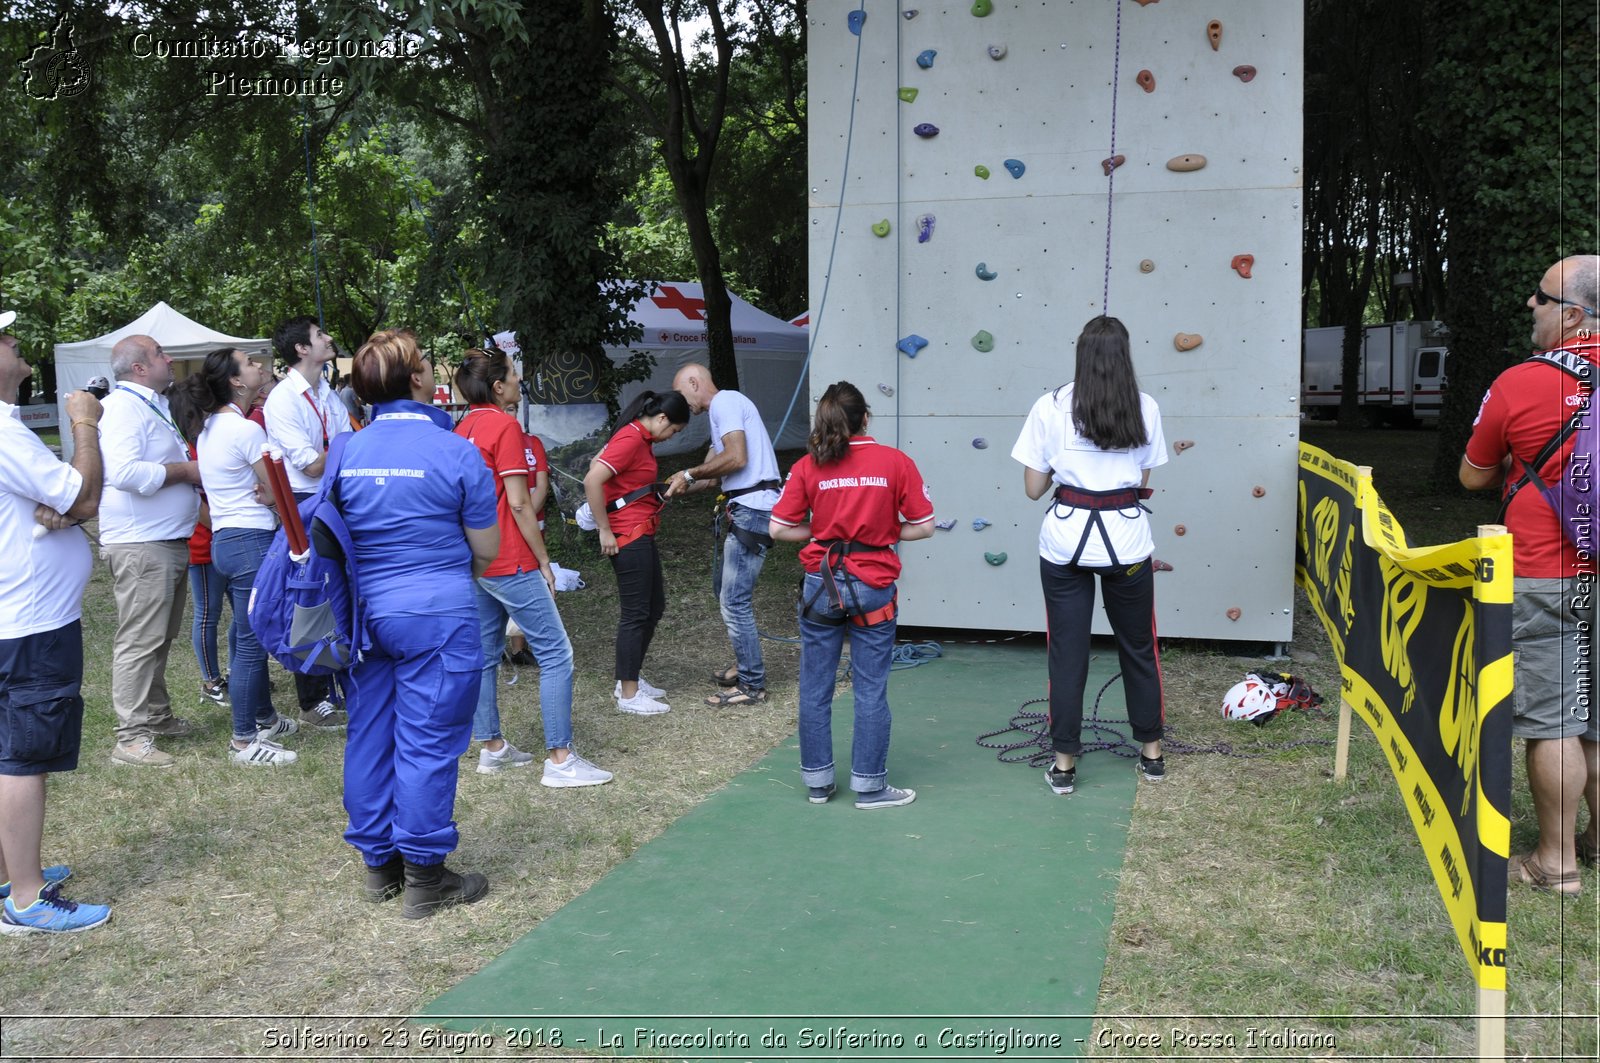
[1460,254,1600,896]
[667,363,783,705]
[99,335,202,767]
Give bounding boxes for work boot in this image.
[363,856,404,903]
[400,860,489,919]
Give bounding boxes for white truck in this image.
[1301,320,1450,425]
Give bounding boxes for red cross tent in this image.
[607,283,809,455]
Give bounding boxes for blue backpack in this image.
[1502,350,1598,552]
[248,433,366,676]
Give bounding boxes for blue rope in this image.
[772,0,868,449]
[1101,0,1124,315]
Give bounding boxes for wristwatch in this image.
[683,470,696,485]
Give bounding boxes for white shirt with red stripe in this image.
[771,436,934,588]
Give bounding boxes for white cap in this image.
[0,310,15,330]
[493,329,520,356]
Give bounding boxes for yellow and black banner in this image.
[1296,443,1512,991]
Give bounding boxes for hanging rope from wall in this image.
[1101,0,1125,316]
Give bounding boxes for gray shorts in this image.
[1512,577,1600,741]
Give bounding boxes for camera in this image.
[84,376,110,399]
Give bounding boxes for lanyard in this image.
[116,385,186,448]
[300,387,331,448]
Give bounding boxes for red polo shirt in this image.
[595,420,664,543]
[455,404,540,577]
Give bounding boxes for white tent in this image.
[606,283,810,456]
[54,302,270,458]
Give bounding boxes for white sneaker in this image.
[256,715,299,742]
[616,692,671,716]
[541,751,614,788]
[476,741,536,775]
[229,738,298,767]
[614,675,665,699]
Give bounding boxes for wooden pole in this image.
[1476,985,1505,1061]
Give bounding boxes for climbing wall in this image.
[806,0,1302,641]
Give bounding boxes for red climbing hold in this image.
[1174,524,1187,537]
[1231,254,1254,279]
[1232,65,1256,83]
[1226,607,1242,621]
[1136,69,1155,93]
[1251,485,1266,498]
[1173,439,1195,454]
[1152,559,1174,572]
[1102,154,1126,177]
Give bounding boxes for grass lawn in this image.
[2,426,1594,1060]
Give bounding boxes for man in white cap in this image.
[0,311,113,931]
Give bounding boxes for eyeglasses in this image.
[1535,287,1598,317]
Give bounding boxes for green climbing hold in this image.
[898,87,918,103]
[974,164,990,179]
[972,0,993,17]
[872,219,891,237]
[985,552,1007,566]
[971,330,994,352]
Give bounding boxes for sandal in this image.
[1509,852,1582,897]
[705,684,768,707]
[711,665,740,687]
[1579,832,1598,868]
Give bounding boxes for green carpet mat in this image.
[422,642,1133,1060]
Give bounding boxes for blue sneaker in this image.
[854,785,917,810]
[0,864,71,900]
[1,884,111,934]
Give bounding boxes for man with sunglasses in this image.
[1461,255,1600,896]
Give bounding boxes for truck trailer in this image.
[1301,320,1450,425]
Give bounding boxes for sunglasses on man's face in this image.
[1535,287,1598,317]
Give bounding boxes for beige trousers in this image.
[102,540,188,744]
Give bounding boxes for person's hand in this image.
[64,390,102,425]
[32,503,77,531]
[664,471,689,498]
[599,529,619,556]
[542,565,558,595]
[254,483,277,508]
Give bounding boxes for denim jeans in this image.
[187,562,227,683]
[796,570,898,793]
[473,570,576,750]
[717,504,769,689]
[211,527,281,741]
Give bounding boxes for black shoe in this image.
[1046,765,1075,795]
[401,860,490,919]
[1137,754,1166,781]
[503,648,537,667]
[363,856,403,903]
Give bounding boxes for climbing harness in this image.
[801,540,898,628]
[1048,484,1153,567]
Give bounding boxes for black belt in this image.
[607,482,668,512]
[725,478,782,501]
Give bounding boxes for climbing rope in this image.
[1101,0,1124,315]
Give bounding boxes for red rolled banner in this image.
[262,445,309,555]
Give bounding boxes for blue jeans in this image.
[344,611,480,866]
[473,571,576,750]
[188,562,227,683]
[796,571,898,793]
[211,527,280,741]
[718,504,769,688]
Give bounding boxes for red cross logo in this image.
[650,285,706,321]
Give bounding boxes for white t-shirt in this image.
[0,403,92,638]
[197,409,277,531]
[708,389,780,510]
[97,381,199,543]
[1011,384,1168,567]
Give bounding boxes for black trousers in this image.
[611,534,666,681]
[1041,555,1165,755]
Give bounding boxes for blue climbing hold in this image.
[972,437,989,449]
[917,214,936,243]
[878,383,895,397]
[897,334,929,358]
[1003,158,1026,179]
[972,518,992,531]
[985,551,1008,566]
[913,123,940,138]
[848,10,867,35]
[916,49,937,69]
[975,262,997,280]
[935,518,957,531]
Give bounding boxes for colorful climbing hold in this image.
[972,437,989,449]
[913,123,940,138]
[871,219,891,237]
[1102,154,1126,176]
[1166,154,1207,172]
[971,330,994,353]
[902,8,918,19]
[972,518,991,531]
[898,87,919,103]
[1003,158,1025,179]
[1133,0,1161,6]
[1152,559,1174,572]
[984,552,1007,566]
[1251,485,1266,498]
[1174,333,1203,352]
[971,0,993,16]
[975,262,997,281]
[878,383,895,397]
[935,518,957,531]
[897,334,929,358]
[1232,65,1257,83]
[1139,259,1155,273]
[916,213,936,243]
[987,44,1007,60]
[916,49,937,69]
[1173,440,1195,454]
[1207,20,1223,51]
[1136,69,1156,93]
[1231,254,1254,279]
[974,164,991,180]
[1225,607,1242,621]
[848,10,867,35]
[1173,524,1187,536]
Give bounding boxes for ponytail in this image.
[617,388,691,429]
[808,381,868,466]
[170,347,245,442]
[454,347,513,406]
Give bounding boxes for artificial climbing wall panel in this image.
[807,0,1303,640]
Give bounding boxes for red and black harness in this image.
[1049,484,1153,567]
[801,539,898,627]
